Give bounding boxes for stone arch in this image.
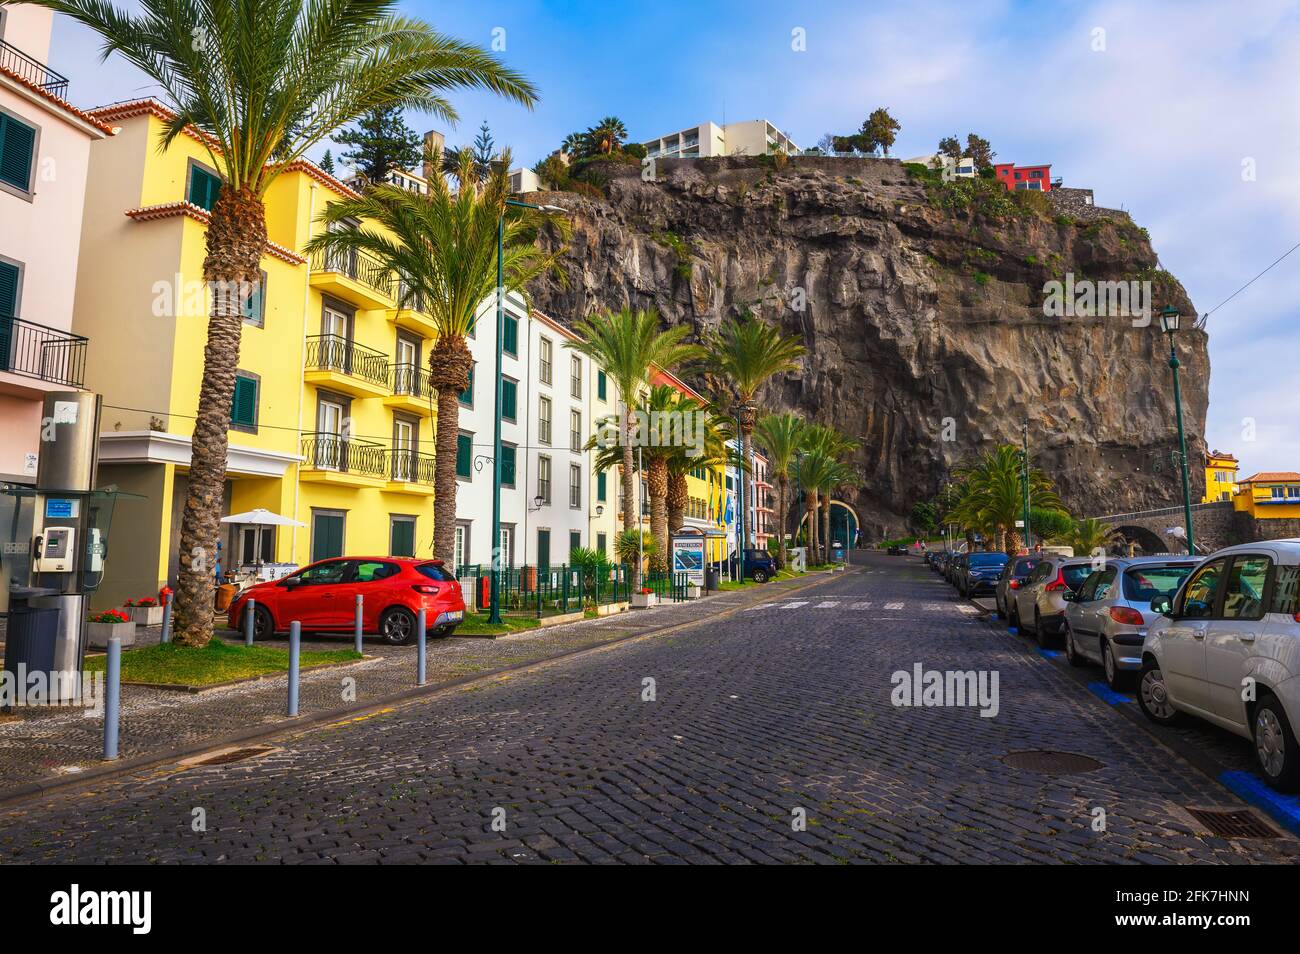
[1112,524,1169,555]
[829,499,860,548]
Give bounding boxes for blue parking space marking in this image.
[1007,626,1019,635]
[1038,649,1061,659]
[1087,681,1132,705]
[1219,770,1300,837]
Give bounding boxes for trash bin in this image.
[705,567,720,590]
[2,606,60,706]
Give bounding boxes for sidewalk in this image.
[0,569,843,800]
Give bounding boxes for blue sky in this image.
[48,0,1300,473]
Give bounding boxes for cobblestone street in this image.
[1,553,1294,864]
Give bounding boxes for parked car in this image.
[887,544,907,556]
[227,556,465,645]
[1009,556,1095,646]
[731,548,777,582]
[1139,541,1300,790]
[994,556,1041,619]
[931,551,950,574]
[1063,557,1200,689]
[956,551,1009,598]
[946,552,969,586]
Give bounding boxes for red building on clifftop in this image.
[994,162,1054,191]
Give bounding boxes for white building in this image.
[451,292,619,572]
[508,166,540,194]
[643,119,799,159]
[901,153,977,179]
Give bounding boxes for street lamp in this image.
[489,198,569,624]
[1159,306,1195,556]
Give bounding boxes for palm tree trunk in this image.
[776,474,789,568]
[667,471,687,534]
[174,188,267,648]
[647,456,669,573]
[821,495,831,564]
[806,489,819,564]
[428,334,473,564]
[620,402,639,587]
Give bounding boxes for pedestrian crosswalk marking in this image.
[884,601,904,610]
[815,600,839,608]
[784,601,809,609]
[850,601,872,609]
[748,597,977,613]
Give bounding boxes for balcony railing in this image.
[0,39,69,99]
[389,362,431,399]
[390,277,428,313]
[301,433,387,478]
[305,334,390,388]
[0,316,87,387]
[309,247,393,300]
[387,448,436,483]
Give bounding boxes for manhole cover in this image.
[187,745,277,767]
[1001,750,1103,775]
[1186,807,1278,839]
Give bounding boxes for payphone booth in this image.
[1,392,137,704]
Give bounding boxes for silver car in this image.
[1063,557,1200,689]
[1010,556,1095,648]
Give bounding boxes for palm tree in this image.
[755,413,803,568]
[569,309,700,586]
[703,314,806,552]
[952,445,1061,556]
[821,459,860,562]
[561,131,588,158]
[799,423,859,563]
[667,407,732,534]
[794,449,834,565]
[306,149,558,562]
[1069,517,1117,557]
[41,0,537,646]
[587,116,628,155]
[614,528,656,579]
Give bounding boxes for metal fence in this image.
[0,39,69,99]
[456,563,638,617]
[0,315,88,387]
[305,334,391,388]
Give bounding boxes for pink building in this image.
[0,4,110,483]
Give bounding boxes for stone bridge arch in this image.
[1085,501,1236,555]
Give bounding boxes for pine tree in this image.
[319,149,335,174]
[472,120,495,179]
[334,105,423,184]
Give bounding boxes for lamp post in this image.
[1159,306,1195,556]
[1021,421,1032,552]
[489,198,568,624]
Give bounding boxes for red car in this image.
[227,557,465,645]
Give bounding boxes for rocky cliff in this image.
[526,155,1209,539]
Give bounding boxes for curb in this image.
[0,569,847,810]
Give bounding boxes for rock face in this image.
[527,155,1209,539]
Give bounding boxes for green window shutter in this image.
[458,366,474,405]
[188,167,221,211]
[501,445,516,486]
[569,531,581,556]
[240,275,264,324]
[312,514,344,562]
[230,375,257,428]
[0,260,18,316]
[501,379,517,420]
[390,519,415,557]
[597,471,607,502]
[0,115,36,191]
[456,433,472,478]
[503,314,518,355]
[537,529,550,571]
[597,370,607,401]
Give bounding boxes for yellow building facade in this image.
[1233,472,1300,520]
[1203,449,1239,503]
[75,100,440,607]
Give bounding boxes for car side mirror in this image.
[280,576,302,588]
[1062,591,1077,602]
[1150,595,1172,616]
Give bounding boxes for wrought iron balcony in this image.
[0,315,87,387]
[0,39,69,100]
[305,334,390,388]
[389,361,431,399]
[386,447,436,484]
[300,433,387,478]
[309,247,393,300]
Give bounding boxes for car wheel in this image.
[1254,696,1300,792]
[1065,624,1086,667]
[379,607,418,646]
[994,596,1005,620]
[752,569,769,583]
[1008,603,1020,632]
[1137,660,1182,725]
[1102,640,1132,691]
[440,625,457,639]
[252,605,275,641]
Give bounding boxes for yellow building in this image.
[1203,449,1239,503]
[75,100,439,607]
[1233,472,1300,520]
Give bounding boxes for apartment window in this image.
[187,160,223,212]
[569,531,581,556]
[538,455,552,504]
[501,444,517,487]
[503,313,519,356]
[570,409,582,452]
[240,271,267,327]
[453,523,469,570]
[458,364,474,406]
[569,463,582,508]
[596,532,607,555]
[0,259,20,316]
[597,470,607,502]
[389,515,416,557]
[597,370,607,401]
[230,372,259,432]
[1289,487,1300,499]
[1272,486,1285,499]
[537,529,551,572]
[570,355,582,398]
[501,377,518,421]
[538,396,552,444]
[310,509,346,563]
[0,110,37,194]
[539,337,553,385]
[456,432,473,480]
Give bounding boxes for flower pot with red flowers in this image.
[86,609,136,649]
[631,587,657,609]
[123,597,164,626]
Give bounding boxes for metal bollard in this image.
[354,594,363,653]
[287,621,301,716]
[160,591,173,644]
[244,597,256,646]
[416,608,426,686]
[103,636,121,760]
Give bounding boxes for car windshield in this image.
[1062,564,1094,589]
[1123,564,1196,602]
[968,553,1007,567]
[417,563,456,582]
